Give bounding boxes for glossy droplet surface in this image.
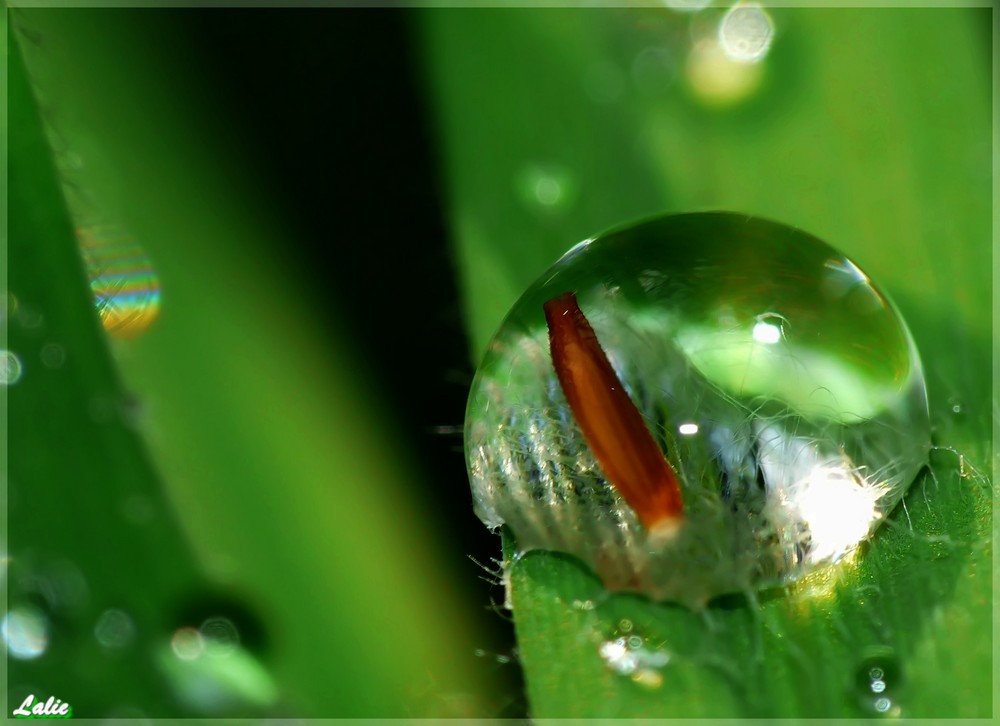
[465,212,930,607]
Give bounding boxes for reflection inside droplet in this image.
[466,213,929,607]
[76,225,161,339]
[2,606,50,660]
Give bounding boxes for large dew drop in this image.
[465,212,930,608]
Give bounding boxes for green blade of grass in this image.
[422,6,991,718]
[7,22,205,717]
[9,9,496,717]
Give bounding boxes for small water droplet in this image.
[94,608,136,650]
[598,621,671,680]
[76,225,161,339]
[2,605,50,660]
[200,616,240,658]
[571,599,596,610]
[1,350,24,385]
[171,626,204,661]
[854,651,903,716]
[40,342,66,369]
[173,592,268,654]
[159,611,278,713]
[515,164,577,212]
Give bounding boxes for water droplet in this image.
[853,651,903,716]
[173,592,268,654]
[171,626,204,660]
[2,605,50,660]
[1,350,24,385]
[40,342,66,368]
[719,3,775,62]
[571,599,596,611]
[94,608,136,650]
[76,225,161,339]
[515,164,576,212]
[159,620,278,713]
[597,621,671,681]
[200,616,240,658]
[466,213,930,607]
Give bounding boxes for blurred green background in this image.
[4,4,992,719]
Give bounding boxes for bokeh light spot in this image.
[719,3,774,62]
[1,350,24,385]
[2,606,50,660]
[77,225,161,339]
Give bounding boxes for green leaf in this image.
[8,9,497,717]
[421,6,991,718]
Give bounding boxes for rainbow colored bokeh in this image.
[76,225,161,338]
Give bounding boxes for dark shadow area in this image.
[166,9,524,717]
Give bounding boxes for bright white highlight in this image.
[679,423,700,435]
[752,320,782,344]
[792,466,882,563]
[2,607,49,660]
[1,350,24,385]
[719,3,774,62]
[757,422,886,565]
